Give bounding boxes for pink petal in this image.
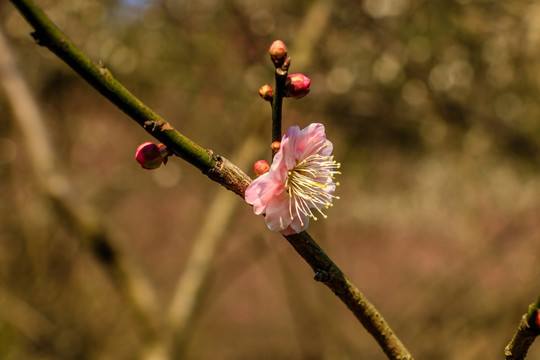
[289,213,310,234]
[319,139,333,157]
[322,181,336,194]
[271,126,301,182]
[282,126,302,168]
[245,173,283,215]
[264,191,292,231]
[294,123,327,159]
[269,153,288,183]
[280,226,296,236]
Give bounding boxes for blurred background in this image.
[1,0,540,359]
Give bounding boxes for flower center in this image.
[284,143,341,226]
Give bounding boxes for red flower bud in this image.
[535,310,540,330]
[259,84,274,101]
[253,160,270,177]
[157,143,170,165]
[269,40,288,67]
[135,142,169,170]
[284,73,311,99]
[271,141,281,154]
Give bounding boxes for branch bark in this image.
[8,1,414,359]
[505,295,540,360]
[284,231,412,360]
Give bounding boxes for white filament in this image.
[284,140,341,226]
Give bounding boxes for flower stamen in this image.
[284,147,340,223]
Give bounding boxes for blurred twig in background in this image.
[0,284,56,345]
[0,27,166,360]
[167,134,264,358]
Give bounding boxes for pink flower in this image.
[245,123,340,235]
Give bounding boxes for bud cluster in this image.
[260,40,311,103]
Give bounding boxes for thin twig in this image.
[8,1,414,358]
[272,66,288,146]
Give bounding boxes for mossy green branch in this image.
[10,0,214,172]
[526,295,540,332]
[505,295,540,360]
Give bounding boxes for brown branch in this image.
[205,154,253,197]
[285,231,412,360]
[505,296,540,360]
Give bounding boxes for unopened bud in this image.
[253,160,270,177]
[157,143,171,165]
[284,73,311,99]
[135,142,169,169]
[259,84,274,101]
[536,310,540,330]
[271,141,281,153]
[269,40,288,67]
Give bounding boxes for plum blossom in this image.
[245,123,340,235]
